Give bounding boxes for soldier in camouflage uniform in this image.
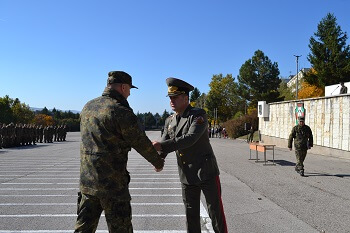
[74,71,164,233]
[0,123,3,149]
[153,78,228,233]
[2,124,9,148]
[288,116,313,176]
[62,124,67,141]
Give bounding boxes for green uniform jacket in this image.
[288,124,313,150]
[79,87,163,200]
[160,105,220,185]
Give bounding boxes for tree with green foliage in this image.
[0,95,14,123]
[190,87,201,102]
[0,95,34,124]
[144,112,156,129]
[305,13,350,87]
[12,102,34,123]
[238,50,282,107]
[206,74,242,122]
[159,109,171,126]
[194,93,207,109]
[278,80,295,101]
[40,107,50,115]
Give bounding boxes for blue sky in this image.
[1,0,349,114]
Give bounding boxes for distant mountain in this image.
[30,107,80,114]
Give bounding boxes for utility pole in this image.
[294,55,302,100]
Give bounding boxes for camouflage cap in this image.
[107,71,138,89]
[166,77,194,97]
[298,116,305,121]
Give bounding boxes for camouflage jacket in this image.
[288,124,313,150]
[79,87,164,200]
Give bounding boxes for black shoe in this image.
[300,170,304,176]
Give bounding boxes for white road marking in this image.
[0,214,186,217]
[0,203,182,206]
[0,194,182,197]
[2,182,180,184]
[0,188,181,190]
[0,177,179,180]
[0,231,207,233]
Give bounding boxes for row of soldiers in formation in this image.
[0,123,67,149]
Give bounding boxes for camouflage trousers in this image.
[295,150,307,171]
[74,192,133,233]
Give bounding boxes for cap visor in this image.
[131,85,138,89]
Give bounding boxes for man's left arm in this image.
[308,126,313,148]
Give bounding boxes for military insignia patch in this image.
[195,116,204,125]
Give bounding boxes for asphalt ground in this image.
[0,132,350,232]
[0,132,213,233]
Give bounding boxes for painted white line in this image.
[131,182,181,184]
[132,178,180,180]
[0,214,186,217]
[1,182,179,184]
[0,171,80,173]
[0,195,76,197]
[0,194,182,197]
[0,230,196,232]
[200,202,214,232]
[131,174,178,176]
[0,188,181,190]
[1,183,78,185]
[11,178,178,180]
[129,170,179,171]
[17,178,79,180]
[0,203,182,206]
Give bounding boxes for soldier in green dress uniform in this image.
[153,77,228,233]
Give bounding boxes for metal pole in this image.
[294,55,302,100]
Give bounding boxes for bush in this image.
[223,109,258,139]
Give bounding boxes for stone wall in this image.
[259,94,350,159]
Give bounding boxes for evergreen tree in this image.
[306,13,350,87]
[160,109,171,126]
[190,87,201,102]
[237,50,282,106]
[41,107,50,115]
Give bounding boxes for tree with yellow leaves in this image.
[33,114,54,126]
[298,81,324,99]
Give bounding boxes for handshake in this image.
[152,141,163,172]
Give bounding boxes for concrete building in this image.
[287,68,310,93]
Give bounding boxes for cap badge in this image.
[168,86,178,94]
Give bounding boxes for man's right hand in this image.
[154,167,163,172]
[154,158,164,172]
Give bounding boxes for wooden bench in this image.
[249,142,276,165]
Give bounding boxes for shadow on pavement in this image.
[273,160,296,166]
[7,144,51,150]
[306,172,350,178]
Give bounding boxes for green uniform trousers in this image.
[181,176,228,233]
[295,150,307,171]
[74,192,133,233]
